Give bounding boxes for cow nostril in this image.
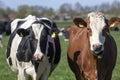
[93,44,102,51]
[98,45,102,50]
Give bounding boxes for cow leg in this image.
[17,62,30,80]
[25,66,37,80]
[17,68,26,80]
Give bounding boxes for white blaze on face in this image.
[32,23,44,60]
[88,12,106,52]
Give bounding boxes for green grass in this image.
[0,27,120,80]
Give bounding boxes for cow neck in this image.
[79,28,97,79]
[45,35,55,57]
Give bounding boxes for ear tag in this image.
[51,32,56,38]
[110,23,115,28]
[79,24,84,28]
[19,32,23,37]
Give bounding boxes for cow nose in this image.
[33,53,44,62]
[93,44,102,52]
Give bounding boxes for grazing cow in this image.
[67,12,117,80]
[6,15,61,80]
[0,21,11,48]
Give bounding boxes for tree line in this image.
[0,1,120,21]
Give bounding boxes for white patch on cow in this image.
[19,61,36,80]
[9,34,22,73]
[88,12,106,52]
[11,15,34,33]
[96,70,98,80]
[19,16,37,29]
[39,17,53,29]
[32,23,44,60]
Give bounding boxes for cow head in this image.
[16,18,58,61]
[73,12,120,58]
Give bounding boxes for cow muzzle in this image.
[92,44,103,59]
[33,53,44,62]
[93,44,102,53]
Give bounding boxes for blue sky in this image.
[1,0,120,10]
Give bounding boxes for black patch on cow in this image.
[17,21,26,28]
[73,51,80,62]
[6,21,25,58]
[8,57,12,66]
[53,36,61,64]
[17,28,30,37]
[67,53,81,78]
[40,19,52,27]
[47,42,54,63]
[16,37,32,61]
[32,61,39,73]
[16,28,37,62]
[40,19,59,34]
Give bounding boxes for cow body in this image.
[6,15,61,80]
[67,12,117,80]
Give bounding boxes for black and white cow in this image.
[58,27,70,41]
[6,15,61,80]
[0,21,11,48]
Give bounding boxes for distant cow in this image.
[58,27,70,41]
[0,21,11,48]
[67,12,117,80]
[6,15,61,80]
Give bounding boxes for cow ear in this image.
[109,17,120,28]
[17,28,29,37]
[73,18,87,28]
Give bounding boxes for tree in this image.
[17,5,29,18]
[59,3,72,14]
[44,8,55,17]
[74,2,83,14]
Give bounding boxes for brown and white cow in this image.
[67,12,118,80]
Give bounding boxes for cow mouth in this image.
[92,51,103,59]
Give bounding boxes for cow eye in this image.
[87,28,92,32]
[87,27,92,36]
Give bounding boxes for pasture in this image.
[0,21,120,80]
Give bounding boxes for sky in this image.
[1,0,120,10]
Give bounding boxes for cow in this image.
[0,21,11,48]
[6,15,61,80]
[58,27,70,41]
[67,12,117,80]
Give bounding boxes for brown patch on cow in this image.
[67,26,97,79]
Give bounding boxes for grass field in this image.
[0,21,120,80]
